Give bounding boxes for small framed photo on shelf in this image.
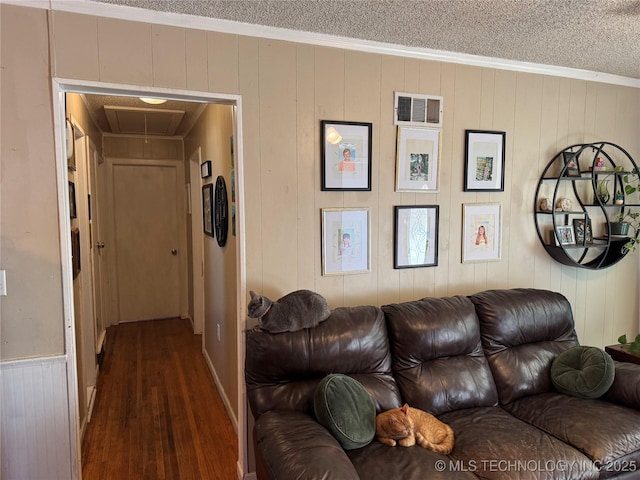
[396,126,440,192]
[573,218,592,244]
[201,160,212,179]
[562,151,581,177]
[202,184,214,237]
[464,130,506,191]
[394,205,439,268]
[321,207,370,275]
[321,120,372,191]
[462,203,501,263]
[555,225,575,246]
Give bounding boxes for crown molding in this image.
[5,0,639,88]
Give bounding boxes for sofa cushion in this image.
[246,305,402,419]
[314,374,376,450]
[440,406,599,480]
[382,296,498,416]
[470,288,579,404]
[505,392,640,475]
[347,441,478,480]
[551,346,615,398]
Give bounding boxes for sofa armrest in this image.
[604,361,640,409]
[254,410,360,480]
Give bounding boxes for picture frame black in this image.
[321,120,372,191]
[69,181,77,218]
[573,217,593,244]
[200,160,212,179]
[394,205,439,268]
[464,130,506,192]
[202,184,214,237]
[71,228,81,278]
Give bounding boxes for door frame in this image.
[52,78,248,479]
[189,147,205,336]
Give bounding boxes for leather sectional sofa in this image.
[245,288,640,480]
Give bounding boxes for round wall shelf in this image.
[534,142,639,269]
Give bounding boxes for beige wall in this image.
[1,5,65,360]
[2,4,640,364]
[185,104,238,416]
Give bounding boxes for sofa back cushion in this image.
[245,305,402,419]
[470,288,579,405]
[382,296,498,416]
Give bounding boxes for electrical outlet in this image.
[216,323,221,341]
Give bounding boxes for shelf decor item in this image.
[573,218,592,244]
[555,225,575,246]
[464,130,506,191]
[321,120,372,191]
[321,208,370,276]
[394,205,439,268]
[562,151,581,177]
[396,127,441,192]
[462,203,501,263]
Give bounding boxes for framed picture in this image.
[321,208,370,275]
[573,218,592,244]
[562,151,581,177]
[201,160,212,178]
[69,181,77,219]
[202,184,214,237]
[464,130,506,191]
[394,205,439,268]
[321,120,372,191]
[462,203,501,263]
[396,127,440,192]
[555,225,575,246]
[71,228,81,278]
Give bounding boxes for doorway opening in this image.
[52,79,248,479]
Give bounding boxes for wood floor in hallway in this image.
[81,318,238,480]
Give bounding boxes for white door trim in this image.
[189,147,205,336]
[52,78,248,479]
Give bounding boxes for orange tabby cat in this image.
[375,404,454,454]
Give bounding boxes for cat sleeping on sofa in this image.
[247,290,331,333]
[376,404,455,454]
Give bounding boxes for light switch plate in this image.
[0,270,6,296]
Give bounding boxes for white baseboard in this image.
[202,349,238,434]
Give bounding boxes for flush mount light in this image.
[139,97,167,105]
[326,126,342,144]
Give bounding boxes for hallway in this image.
[81,318,238,479]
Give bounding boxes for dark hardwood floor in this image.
[81,318,238,479]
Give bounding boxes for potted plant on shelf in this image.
[617,334,640,353]
[608,167,640,251]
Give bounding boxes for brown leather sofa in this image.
[245,288,640,480]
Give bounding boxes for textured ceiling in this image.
[93,0,640,80]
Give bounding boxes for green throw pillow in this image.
[314,374,375,450]
[551,346,615,399]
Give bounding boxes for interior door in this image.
[88,141,107,351]
[111,160,182,322]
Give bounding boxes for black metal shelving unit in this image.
[534,142,639,269]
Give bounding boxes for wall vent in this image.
[394,92,443,128]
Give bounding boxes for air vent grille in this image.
[394,92,443,128]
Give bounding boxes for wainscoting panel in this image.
[1,356,73,480]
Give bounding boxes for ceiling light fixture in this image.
[139,97,167,105]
